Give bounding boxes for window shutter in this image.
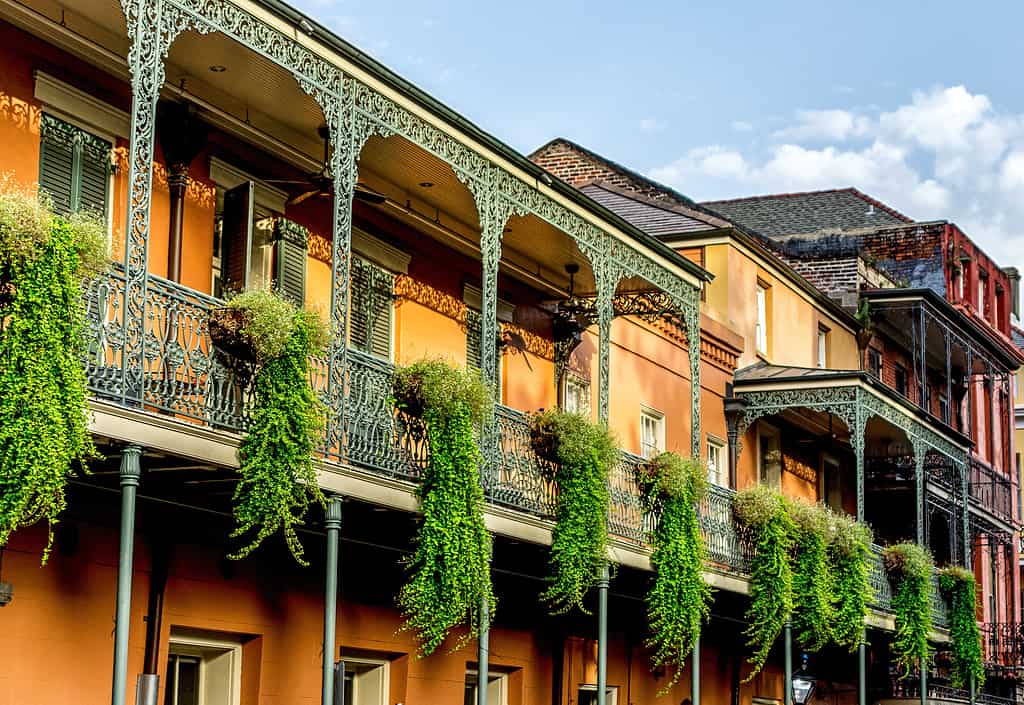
[274,219,308,305]
[38,113,111,219]
[78,136,111,218]
[465,308,481,370]
[220,181,254,293]
[350,256,393,360]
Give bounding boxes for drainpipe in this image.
[321,496,342,705]
[783,621,793,705]
[112,445,142,705]
[596,564,609,705]
[691,633,701,705]
[136,537,170,705]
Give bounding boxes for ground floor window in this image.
[333,656,389,705]
[165,630,242,705]
[577,685,618,705]
[463,668,509,705]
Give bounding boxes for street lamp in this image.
[792,653,816,705]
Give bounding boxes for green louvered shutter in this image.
[465,308,481,370]
[350,256,393,359]
[274,219,308,305]
[39,113,111,220]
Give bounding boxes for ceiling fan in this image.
[265,125,387,207]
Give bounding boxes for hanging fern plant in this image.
[884,542,934,679]
[217,289,329,564]
[733,485,794,681]
[393,359,494,656]
[938,566,984,690]
[530,409,618,614]
[635,452,712,692]
[0,185,106,562]
[787,499,834,652]
[829,512,873,651]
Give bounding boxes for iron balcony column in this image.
[321,496,343,705]
[783,620,793,705]
[691,633,701,705]
[596,564,610,705]
[858,630,867,705]
[477,592,490,705]
[111,445,142,705]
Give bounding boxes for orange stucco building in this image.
[0,1,1019,705]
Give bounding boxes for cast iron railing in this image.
[81,270,951,628]
[980,622,1024,674]
[970,459,1015,524]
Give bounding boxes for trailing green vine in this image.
[636,452,712,692]
[829,512,873,651]
[787,499,834,652]
[733,485,794,680]
[0,185,106,561]
[394,359,494,656]
[938,566,984,690]
[531,409,618,614]
[224,290,328,564]
[884,542,934,679]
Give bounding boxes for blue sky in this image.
[292,0,1024,278]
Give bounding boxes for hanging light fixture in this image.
[792,653,816,705]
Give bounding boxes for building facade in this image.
[0,4,1019,705]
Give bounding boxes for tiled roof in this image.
[734,361,860,383]
[702,188,913,239]
[578,182,727,237]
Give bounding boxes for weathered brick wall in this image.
[860,225,947,294]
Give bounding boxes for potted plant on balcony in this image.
[218,289,329,564]
[529,409,618,614]
[392,359,495,656]
[636,452,712,692]
[854,298,875,352]
[938,566,984,691]
[733,485,794,680]
[883,542,934,679]
[0,183,107,561]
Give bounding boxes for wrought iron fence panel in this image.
[490,405,557,517]
[83,266,127,401]
[607,452,649,544]
[698,484,752,573]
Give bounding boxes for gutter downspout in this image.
[137,536,170,705]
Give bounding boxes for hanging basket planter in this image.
[528,411,562,469]
[208,306,257,364]
[391,368,427,419]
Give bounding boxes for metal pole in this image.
[691,633,701,705]
[477,594,490,705]
[321,496,343,705]
[858,630,867,705]
[596,564,609,705]
[784,621,793,705]
[112,445,142,705]
[969,672,976,705]
[920,660,927,705]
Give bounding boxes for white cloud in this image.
[773,109,871,142]
[648,84,1024,276]
[639,118,667,132]
[731,120,754,133]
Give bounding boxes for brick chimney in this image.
[1003,266,1020,322]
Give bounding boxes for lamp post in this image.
[792,653,816,705]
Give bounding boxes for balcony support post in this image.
[476,545,492,705]
[119,0,193,406]
[919,661,927,705]
[913,438,926,546]
[784,620,793,705]
[111,445,142,705]
[691,632,701,705]
[321,496,342,705]
[684,302,702,458]
[858,630,867,705]
[596,564,609,705]
[854,401,866,523]
[961,457,971,567]
[595,257,618,425]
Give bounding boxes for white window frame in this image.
[34,71,126,240]
[640,406,666,459]
[755,283,768,354]
[465,668,509,705]
[166,631,243,705]
[578,684,619,705]
[562,372,591,416]
[817,326,828,369]
[338,656,390,705]
[706,435,726,486]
